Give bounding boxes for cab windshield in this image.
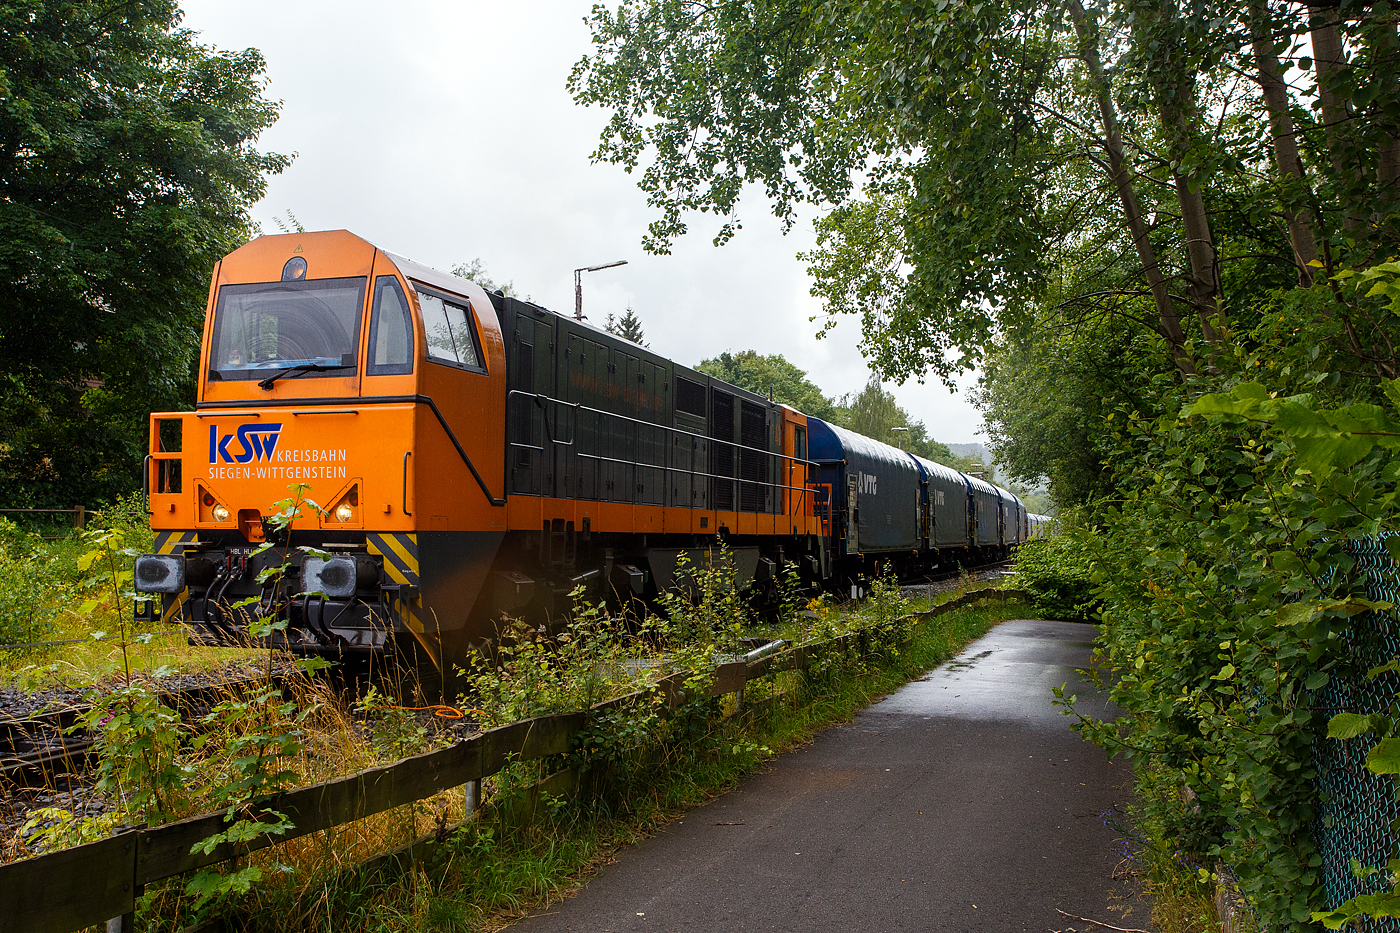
[208,277,366,381]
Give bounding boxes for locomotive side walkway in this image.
[511,619,1152,933]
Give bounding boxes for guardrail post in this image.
[106,824,137,933]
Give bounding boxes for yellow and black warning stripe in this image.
[154,530,198,555]
[367,532,443,666]
[368,531,422,632]
[152,531,198,622]
[368,532,419,587]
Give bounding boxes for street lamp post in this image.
[573,260,628,321]
[891,426,909,450]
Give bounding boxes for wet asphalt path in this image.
[511,620,1149,933]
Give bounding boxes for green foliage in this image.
[0,0,288,507]
[697,349,840,421]
[975,311,1165,507]
[19,806,123,852]
[62,525,188,829]
[654,547,753,653]
[183,672,310,910]
[354,686,447,760]
[0,518,73,647]
[75,525,149,631]
[1115,762,1227,933]
[180,484,327,909]
[80,676,190,826]
[1055,298,1400,927]
[1012,529,1096,620]
[464,588,657,728]
[95,492,156,553]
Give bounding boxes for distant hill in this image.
[945,442,990,465]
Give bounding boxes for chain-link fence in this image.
[1313,536,1400,929]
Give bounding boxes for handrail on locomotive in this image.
[507,389,819,520]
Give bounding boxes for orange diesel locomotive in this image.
[134,231,827,664]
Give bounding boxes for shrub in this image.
[0,517,76,647]
[1013,527,1096,620]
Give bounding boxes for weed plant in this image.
[1119,763,1238,933]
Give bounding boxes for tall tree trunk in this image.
[1067,0,1195,377]
[1368,13,1400,210]
[1309,3,1360,230]
[1249,0,1320,286]
[1146,0,1224,348]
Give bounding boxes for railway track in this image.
[899,559,1015,599]
[0,670,298,789]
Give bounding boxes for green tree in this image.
[697,349,837,420]
[829,377,977,472]
[974,308,1163,507]
[572,0,1400,384]
[834,377,905,445]
[605,306,648,346]
[0,0,287,508]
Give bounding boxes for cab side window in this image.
[368,276,414,376]
[417,288,484,371]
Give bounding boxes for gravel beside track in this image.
[0,656,304,857]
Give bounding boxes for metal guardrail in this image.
[0,586,1030,933]
[507,390,818,519]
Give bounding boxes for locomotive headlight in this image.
[211,504,230,523]
[323,483,360,526]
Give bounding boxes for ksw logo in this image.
[208,424,283,464]
[860,471,878,495]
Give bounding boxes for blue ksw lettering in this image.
[208,424,284,464]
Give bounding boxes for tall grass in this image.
[0,494,260,689]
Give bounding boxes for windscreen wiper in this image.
[257,361,344,391]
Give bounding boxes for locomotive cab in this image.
[139,231,508,662]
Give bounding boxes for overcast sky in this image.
[179,0,986,443]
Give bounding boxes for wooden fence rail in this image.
[0,586,1031,933]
